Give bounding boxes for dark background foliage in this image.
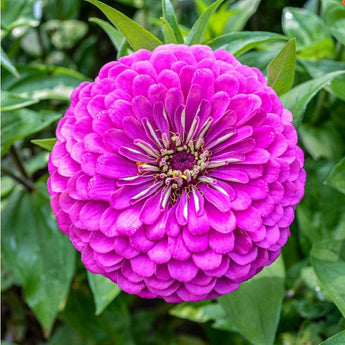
[1,0,345,344]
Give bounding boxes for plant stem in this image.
[9,146,30,180]
[1,167,35,192]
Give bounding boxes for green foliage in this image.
[1,0,345,344]
[219,258,285,345]
[267,39,296,96]
[311,240,345,317]
[86,0,162,50]
[87,272,121,316]
[1,184,76,337]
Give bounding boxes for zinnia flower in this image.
[48,44,306,302]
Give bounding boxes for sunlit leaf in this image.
[89,17,125,51]
[86,0,162,50]
[185,0,224,45]
[162,0,184,43]
[160,17,177,44]
[267,38,296,95]
[31,138,57,151]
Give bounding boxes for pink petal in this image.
[168,259,199,282]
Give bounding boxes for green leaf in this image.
[89,17,125,51]
[299,124,343,162]
[267,39,296,96]
[1,185,76,336]
[1,46,19,78]
[225,0,261,32]
[325,157,345,196]
[310,239,345,317]
[1,108,61,157]
[162,0,184,43]
[87,271,121,316]
[185,0,224,45]
[207,31,287,57]
[1,91,39,111]
[219,257,285,345]
[320,331,345,345]
[280,71,345,127]
[296,160,345,254]
[160,17,177,44]
[31,138,57,151]
[86,0,162,51]
[2,65,86,101]
[282,7,334,57]
[300,59,345,101]
[322,0,345,45]
[1,0,42,32]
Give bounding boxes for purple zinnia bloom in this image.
[48,44,306,302]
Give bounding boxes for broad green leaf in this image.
[280,71,345,127]
[1,185,76,336]
[87,271,121,316]
[219,257,285,345]
[162,0,184,43]
[1,0,42,32]
[325,157,345,195]
[322,0,345,45]
[2,65,86,101]
[86,0,162,51]
[310,239,345,317]
[225,0,261,32]
[89,17,125,51]
[1,91,38,111]
[31,138,57,151]
[299,124,343,162]
[1,46,19,77]
[282,7,334,57]
[185,0,224,45]
[267,39,296,96]
[160,17,177,44]
[296,159,345,255]
[320,331,345,345]
[1,109,61,157]
[207,31,287,57]
[300,59,345,101]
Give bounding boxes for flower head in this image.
[48,44,306,302]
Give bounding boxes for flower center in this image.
[136,133,210,191]
[157,134,210,190]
